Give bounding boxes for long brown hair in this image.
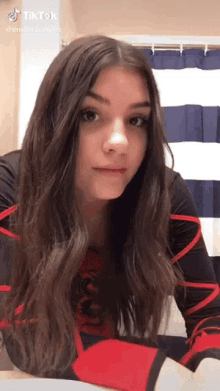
[2,35,186,377]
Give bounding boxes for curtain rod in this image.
[62,35,220,53]
[135,43,220,55]
[61,41,220,54]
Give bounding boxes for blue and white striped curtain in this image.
[141,48,220,284]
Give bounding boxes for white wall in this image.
[62,0,220,39]
[19,0,61,147]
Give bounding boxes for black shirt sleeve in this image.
[0,150,20,285]
[169,171,220,371]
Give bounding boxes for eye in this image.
[80,109,99,123]
[129,116,150,128]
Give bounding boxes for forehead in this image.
[95,65,146,85]
[89,65,150,100]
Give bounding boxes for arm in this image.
[73,332,200,391]
[0,152,18,288]
[168,172,220,372]
[0,153,18,326]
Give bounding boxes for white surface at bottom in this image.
[0,379,109,390]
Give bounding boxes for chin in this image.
[97,190,125,200]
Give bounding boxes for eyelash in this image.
[80,108,150,128]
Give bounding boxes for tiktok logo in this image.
[7,7,21,22]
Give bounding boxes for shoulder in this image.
[165,166,178,189]
[0,150,21,211]
[0,150,21,231]
[165,165,186,192]
[0,150,21,177]
[165,167,204,260]
[165,166,198,217]
[0,151,21,286]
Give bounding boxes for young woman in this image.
[0,35,220,391]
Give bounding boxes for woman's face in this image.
[76,65,151,208]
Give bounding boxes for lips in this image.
[93,168,127,173]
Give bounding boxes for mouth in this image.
[93,168,127,174]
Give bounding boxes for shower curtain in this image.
[141,48,220,286]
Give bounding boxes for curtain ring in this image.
[204,42,208,57]
[180,43,183,56]
[151,43,155,55]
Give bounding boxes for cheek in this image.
[77,135,90,170]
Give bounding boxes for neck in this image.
[77,192,109,220]
[85,202,111,251]
[85,202,109,230]
[76,193,112,250]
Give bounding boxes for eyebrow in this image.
[86,91,151,109]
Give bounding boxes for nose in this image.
[104,118,129,153]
